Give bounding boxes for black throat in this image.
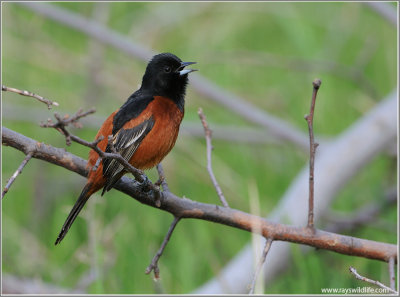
[140,72,187,113]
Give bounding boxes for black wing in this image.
[101,116,154,195]
[112,91,155,135]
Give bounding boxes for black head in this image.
[140,53,196,106]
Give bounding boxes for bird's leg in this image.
[137,175,162,207]
[137,174,152,192]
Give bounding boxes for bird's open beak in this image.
[178,61,197,76]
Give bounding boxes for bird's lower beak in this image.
[178,61,197,76]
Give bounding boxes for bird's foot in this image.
[138,175,152,193]
[138,175,162,207]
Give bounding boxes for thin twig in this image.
[2,85,59,109]
[145,216,181,279]
[198,108,229,208]
[388,257,396,291]
[248,237,273,294]
[349,266,397,294]
[156,163,169,193]
[40,108,96,145]
[2,152,34,199]
[64,108,97,127]
[305,79,321,228]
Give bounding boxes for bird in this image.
[55,53,196,245]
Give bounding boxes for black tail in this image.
[55,184,92,245]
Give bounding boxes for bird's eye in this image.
[164,66,171,73]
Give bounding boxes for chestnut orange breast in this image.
[129,96,184,169]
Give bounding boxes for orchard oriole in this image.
[55,53,196,245]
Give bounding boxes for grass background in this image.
[2,1,397,294]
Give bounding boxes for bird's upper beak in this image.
[178,61,197,76]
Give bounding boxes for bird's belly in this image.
[130,127,179,169]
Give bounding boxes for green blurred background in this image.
[2,1,397,294]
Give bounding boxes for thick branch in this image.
[2,127,397,263]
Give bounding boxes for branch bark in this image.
[2,127,397,265]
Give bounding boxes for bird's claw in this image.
[138,176,162,207]
[138,175,152,193]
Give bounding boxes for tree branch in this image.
[248,237,273,294]
[198,108,229,208]
[2,152,34,199]
[305,79,321,228]
[2,127,397,264]
[145,216,180,279]
[40,108,96,145]
[2,85,59,109]
[388,256,396,291]
[349,266,397,294]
